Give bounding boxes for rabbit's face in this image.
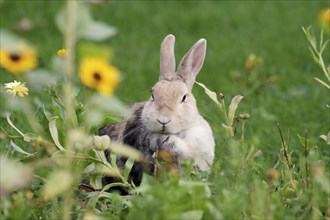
[141,80,198,134]
[141,34,206,135]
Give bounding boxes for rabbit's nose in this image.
[157,115,170,125]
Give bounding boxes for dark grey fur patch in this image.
[120,103,155,186]
[99,123,124,140]
[98,102,157,189]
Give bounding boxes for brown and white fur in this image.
[99,34,215,187]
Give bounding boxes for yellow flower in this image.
[0,44,38,74]
[4,80,29,97]
[79,57,120,96]
[320,8,330,24]
[57,48,68,58]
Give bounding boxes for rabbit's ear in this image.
[159,34,176,81]
[176,39,206,91]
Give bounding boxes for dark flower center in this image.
[93,72,102,81]
[9,53,22,62]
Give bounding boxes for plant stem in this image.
[62,0,76,219]
[277,123,292,169]
[220,95,229,125]
[63,1,75,141]
[304,130,309,188]
[317,52,330,82]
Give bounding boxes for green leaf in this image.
[6,114,25,138]
[227,95,244,127]
[0,29,23,48]
[94,163,120,177]
[84,163,96,174]
[6,115,41,142]
[222,123,234,137]
[51,55,66,78]
[10,141,35,156]
[308,47,320,65]
[0,157,32,197]
[90,174,103,190]
[82,21,117,41]
[124,158,134,180]
[49,117,65,151]
[320,131,330,144]
[85,95,132,127]
[302,26,311,40]
[86,192,100,209]
[297,134,317,148]
[95,150,112,168]
[110,153,119,170]
[309,34,317,49]
[42,105,53,121]
[304,27,317,49]
[195,82,222,109]
[301,26,308,38]
[320,39,329,55]
[42,170,74,201]
[55,1,92,39]
[25,69,58,91]
[84,110,104,128]
[244,144,255,163]
[4,94,29,113]
[89,95,131,117]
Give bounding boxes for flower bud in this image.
[93,135,110,151]
[239,113,250,120]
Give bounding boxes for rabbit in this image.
[99,34,215,188]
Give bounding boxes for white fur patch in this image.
[167,120,215,171]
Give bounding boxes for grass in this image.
[0,1,329,219]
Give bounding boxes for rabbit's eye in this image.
[181,94,187,103]
[149,88,155,101]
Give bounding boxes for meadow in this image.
[0,1,329,219]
